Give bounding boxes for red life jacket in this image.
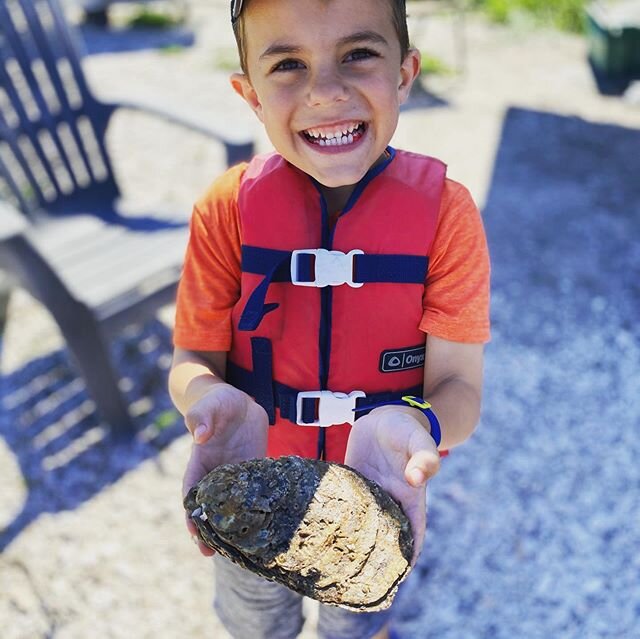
[227,148,446,463]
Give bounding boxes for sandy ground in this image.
[1,1,638,638]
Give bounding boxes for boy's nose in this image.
[306,69,349,106]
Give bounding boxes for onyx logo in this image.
[380,346,426,373]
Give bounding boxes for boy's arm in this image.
[345,334,483,563]
[417,334,484,452]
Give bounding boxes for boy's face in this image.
[231,0,420,189]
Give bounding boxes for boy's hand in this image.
[344,406,440,565]
[182,383,269,556]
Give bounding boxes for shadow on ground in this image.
[0,318,184,552]
[78,24,195,55]
[485,106,640,338]
[393,108,640,638]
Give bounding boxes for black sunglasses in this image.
[231,0,244,23]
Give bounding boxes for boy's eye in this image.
[344,48,379,63]
[272,58,305,72]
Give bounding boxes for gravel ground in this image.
[1,1,639,638]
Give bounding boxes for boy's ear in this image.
[397,48,421,105]
[230,73,264,122]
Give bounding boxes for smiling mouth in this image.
[301,122,366,147]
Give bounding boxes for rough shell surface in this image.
[183,456,413,611]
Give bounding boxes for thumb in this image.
[405,448,440,487]
[185,405,218,444]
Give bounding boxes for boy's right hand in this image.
[182,383,269,556]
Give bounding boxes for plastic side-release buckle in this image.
[296,390,366,426]
[290,249,364,287]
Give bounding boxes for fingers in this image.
[185,512,216,557]
[404,449,441,487]
[196,540,216,557]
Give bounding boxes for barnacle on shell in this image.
[183,456,413,611]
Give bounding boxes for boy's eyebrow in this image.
[259,31,389,60]
[338,30,389,48]
[259,44,303,60]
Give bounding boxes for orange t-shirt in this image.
[174,162,491,351]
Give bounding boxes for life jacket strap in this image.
[239,245,429,331]
[227,358,422,427]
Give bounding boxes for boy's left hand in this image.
[344,406,440,565]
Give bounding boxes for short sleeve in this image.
[172,163,247,351]
[420,179,491,343]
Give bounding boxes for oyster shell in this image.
[183,455,413,611]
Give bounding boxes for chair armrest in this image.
[112,99,255,167]
[0,201,28,242]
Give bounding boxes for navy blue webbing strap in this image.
[226,360,422,425]
[237,247,290,331]
[354,254,428,283]
[239,245,428,331]
[250,337,275,424]
[241,246,292,280]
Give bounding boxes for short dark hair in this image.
[232,0,410,75]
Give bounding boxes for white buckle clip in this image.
[296,390,366,426]
[291,249,364,288]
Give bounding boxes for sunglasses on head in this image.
[231,0,244,23]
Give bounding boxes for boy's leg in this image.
[213,554,304,639]
[316,601,393,639]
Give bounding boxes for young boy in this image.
[169,0,490,637]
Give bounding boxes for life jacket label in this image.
[379,345,426,373]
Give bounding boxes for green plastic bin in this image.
[586,1,640,77]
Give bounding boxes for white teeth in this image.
[304,122,362,140]
[304,122,364,147]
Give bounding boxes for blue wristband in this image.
[354,395,442,447]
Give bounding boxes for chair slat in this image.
[0,139,30,211]
[0,116,52,208]
[1,2,84,193]
[21,0,107,185]
[0,3,67,202]
[44,0,117,180]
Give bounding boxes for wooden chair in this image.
[0,0,254,438]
